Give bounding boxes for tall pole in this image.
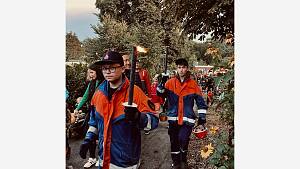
[164,46,168,74]
[128,46,137,105]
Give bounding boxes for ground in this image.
[66,107,226,169]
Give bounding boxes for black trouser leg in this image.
[178,125,193,162]
[168,123,181,165]
[88,139,96,158]
[206,97,210,105]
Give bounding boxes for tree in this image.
[91,0,219,76]
[198,40,234,168]
[93,1,167,75]
[95,0,136,24]
[66,64,88,107]
[91,14,166,75]
[164,0,234,41]
[95,0,161,26]
[82,37,105,62]
[91,15,138,52]
[66,32,84,61]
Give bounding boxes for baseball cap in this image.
[95,51,124,66]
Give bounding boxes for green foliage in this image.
[209,130,234,169]
[91,0,200,77]
[192,40,235,125]
[194,40,234,168]
[215,86,234,126]
[92,15,138,52]
[205,42,234,126]
[194,42,209,62]
[96,0,136,24]
[66,64,88,107]
[202,41,234,66]
[82,37,105,62]
[66,32,84,61]
[164,0,234,41]
[95,0,161,25]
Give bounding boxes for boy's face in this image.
[101,63,125,82]
[136,62,140,70]
[88,69,97,80]
[176,65,188,77]
[122,55,131,69]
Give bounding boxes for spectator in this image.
[170,71,176,78]
[207,89,214,106]
[136,60,151,96]
[150,74,164,113]
[122,53,143,90]
[74,62,104,168]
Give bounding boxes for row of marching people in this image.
[66,50,209,169]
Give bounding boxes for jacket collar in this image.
[99,75,130,97]
[176,71,191,83]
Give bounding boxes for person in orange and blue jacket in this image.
[157,58,208,169]
[79,50,159,169]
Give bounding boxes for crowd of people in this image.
[66,50,222,169]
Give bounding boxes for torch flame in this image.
[136,46,149,53]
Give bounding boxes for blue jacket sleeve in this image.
[195,94,208,110]
[195,94,208,125]
[84,106,98,141]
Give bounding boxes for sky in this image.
[66,0,99,41]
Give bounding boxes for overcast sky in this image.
[66,0,99,41]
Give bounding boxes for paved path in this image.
[66,121,173,169]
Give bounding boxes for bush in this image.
[208,130,234,169]
[66,64,88,109]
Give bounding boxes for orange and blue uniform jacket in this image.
[84,77,159,169]
[157,76,208,126]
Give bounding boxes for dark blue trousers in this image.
[168,123,193,164]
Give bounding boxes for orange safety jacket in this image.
[157,76,208,126]
[87,77,159,169]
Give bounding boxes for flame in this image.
[136,46,149,53]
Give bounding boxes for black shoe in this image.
[180,161,189,169]
[172,163,181,169]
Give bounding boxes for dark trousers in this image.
[88,139,96,158]
[86,106,96,158]
[168,123,193,164]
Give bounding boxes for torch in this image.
[128,46,148,105]
[128,46,137,105]
[160,46,169,85]
[123,45,148,121]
